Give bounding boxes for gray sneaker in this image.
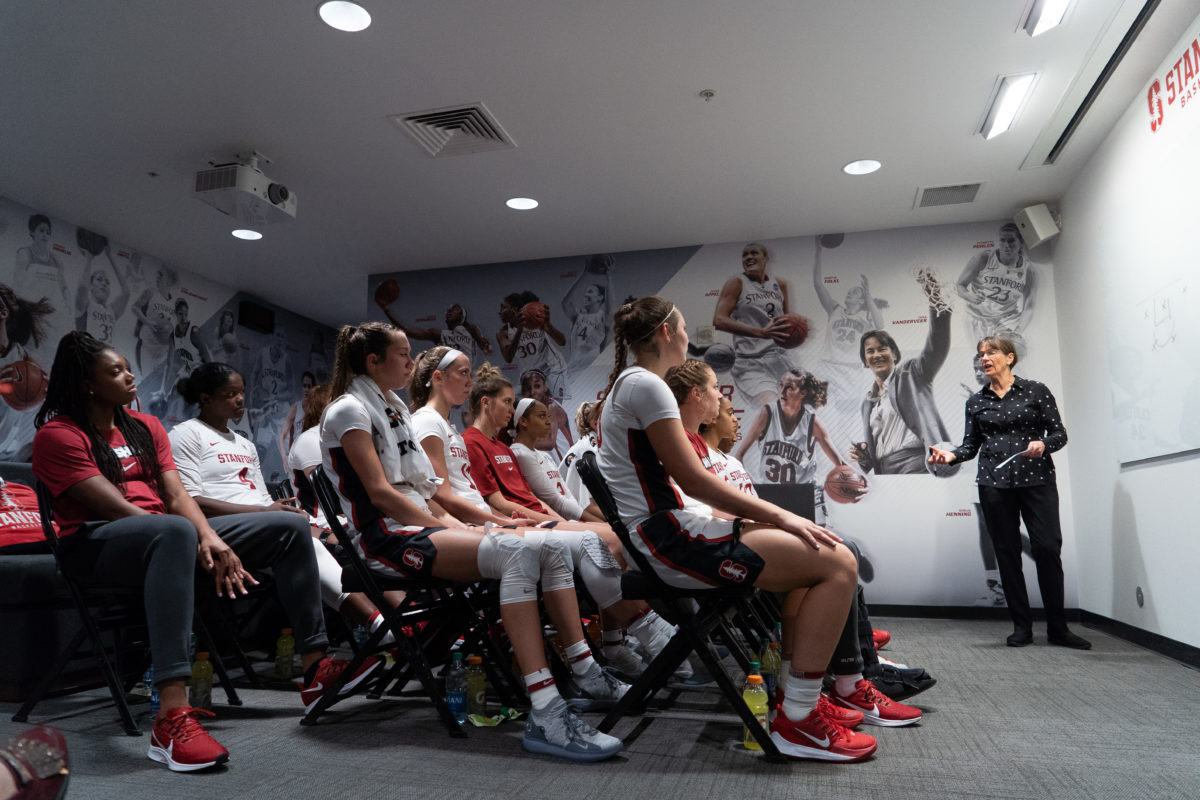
[601,642,645,682]
[563,662,630,711]
[641,616,694,682]
[523,696,623,761]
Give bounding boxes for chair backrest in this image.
[575,452,658,578]
[309,466,384,592]
[33,480,66,558]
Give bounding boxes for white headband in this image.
[635,304,676,342]
[509,397,536,434]
[426,348,464,387]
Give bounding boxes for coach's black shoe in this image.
[1047,630,1091,650]
[1006,629,1033,647]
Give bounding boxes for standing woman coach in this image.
[929,337,1089,650]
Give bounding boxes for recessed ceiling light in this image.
[506,197,539,210]
[843,159,882,176]
[318,1,371,32]
[232,229,263,240]
[1025,0,1070,36]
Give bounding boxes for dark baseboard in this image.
[870,604,1200,671]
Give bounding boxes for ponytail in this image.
[469,362,511,416]
[601,296,679,402]
[330,322,394,399]
[408,345,455,410]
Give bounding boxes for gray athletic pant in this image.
[64,511,327,685]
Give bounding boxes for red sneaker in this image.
[147,707,229,772]
[769,706,877,762]
[818,692,864,728]
[872,629,891,650]
[300,656,382,713]
[835,678,921,727]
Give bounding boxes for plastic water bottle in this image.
[275,628,296,680]
[189,651,213,711]
[466,655,487,716]
[761,641,782,701]
[445,652,468,724]
[742,674,769,750]
[147,664,160,714]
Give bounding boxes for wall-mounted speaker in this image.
[1014,203,1060,248]
[238,300,275,334]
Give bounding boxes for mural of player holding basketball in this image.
[811,234,886,441]
[73,229,131,345]
[736,368,855,520]
[561,255,615,371]
[212,308,243,374]
[131,263,176,378]
[0,284,54,460]
[849,269,960,477]
[520,368,575,458]
[168,298,210,382]
[712,242,808,455]
[376,279,492,366]
[496,290,569,406]
[955,222,1037,361]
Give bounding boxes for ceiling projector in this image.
[194,162,297,225]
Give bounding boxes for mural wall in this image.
[0,193,335,484]
[368,220,1073,607]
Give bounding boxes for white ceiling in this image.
[2,0,1198,328]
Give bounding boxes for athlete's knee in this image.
[574,531,623,608]
[537,534,574,594]
[476,530,541,605]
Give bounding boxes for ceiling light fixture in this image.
[232,229,263,240]
[843,159,882,176]
[506,197,539,210]
[979,73,1037,139]
[1024,0,1070,37]
[318,1,371,32]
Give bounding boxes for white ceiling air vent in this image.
[915,183,983,209]
[389,102,516,157]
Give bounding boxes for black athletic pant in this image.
[977,483,1067,635]
[64,511,327,685]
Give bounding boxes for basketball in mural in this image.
[0,356,49,411]
[824,464,868,504]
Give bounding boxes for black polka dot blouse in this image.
[950,376,1067,488]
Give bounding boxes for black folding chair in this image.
[304,467,522,735]
[575,452,783,760]
[13,482,243,735]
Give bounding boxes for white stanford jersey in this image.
[754,403,818,485]
[287,426,334,529]
[411,406,488,510]
[731,274,785,358]
[511,326,567,393]
[253,347,292,398]
[596,367,683,529]
[169,418,271,505]
[83,301,117,344]
[710,449,758,497]
[440,325,480,365]
[139,289,173,345]
[511,442,584,520]
[823,304,874,367]
[557,433,596,507]
[966,250,1028,327]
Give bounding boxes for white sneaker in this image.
[877,655,908,670]
[638,615,693,681]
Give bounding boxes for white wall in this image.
[1053,15,1200,647]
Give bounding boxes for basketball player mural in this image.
[712,243,808,467]
[561,254,616,372]
[520,368,574,459]
[73,233,132,345]
[811,235,886,442]
[955,222,1037,360]
[0,283,54,460]
[376,284,493,366]
[131,263,176,383]
[497,290,569,407]
[734,367,855,520]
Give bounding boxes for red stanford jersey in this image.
[462,426,547,513]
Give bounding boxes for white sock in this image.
[368,610,395,646]
[601,628,625,656]
[628,610,670,648]
[834,672,863,697]
[781,671,823,720]
[525,668,557,711]
[564,640,596,677]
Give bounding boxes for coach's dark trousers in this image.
[977,483,1067,636]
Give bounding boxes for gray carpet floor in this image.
[3,617,1198,800]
